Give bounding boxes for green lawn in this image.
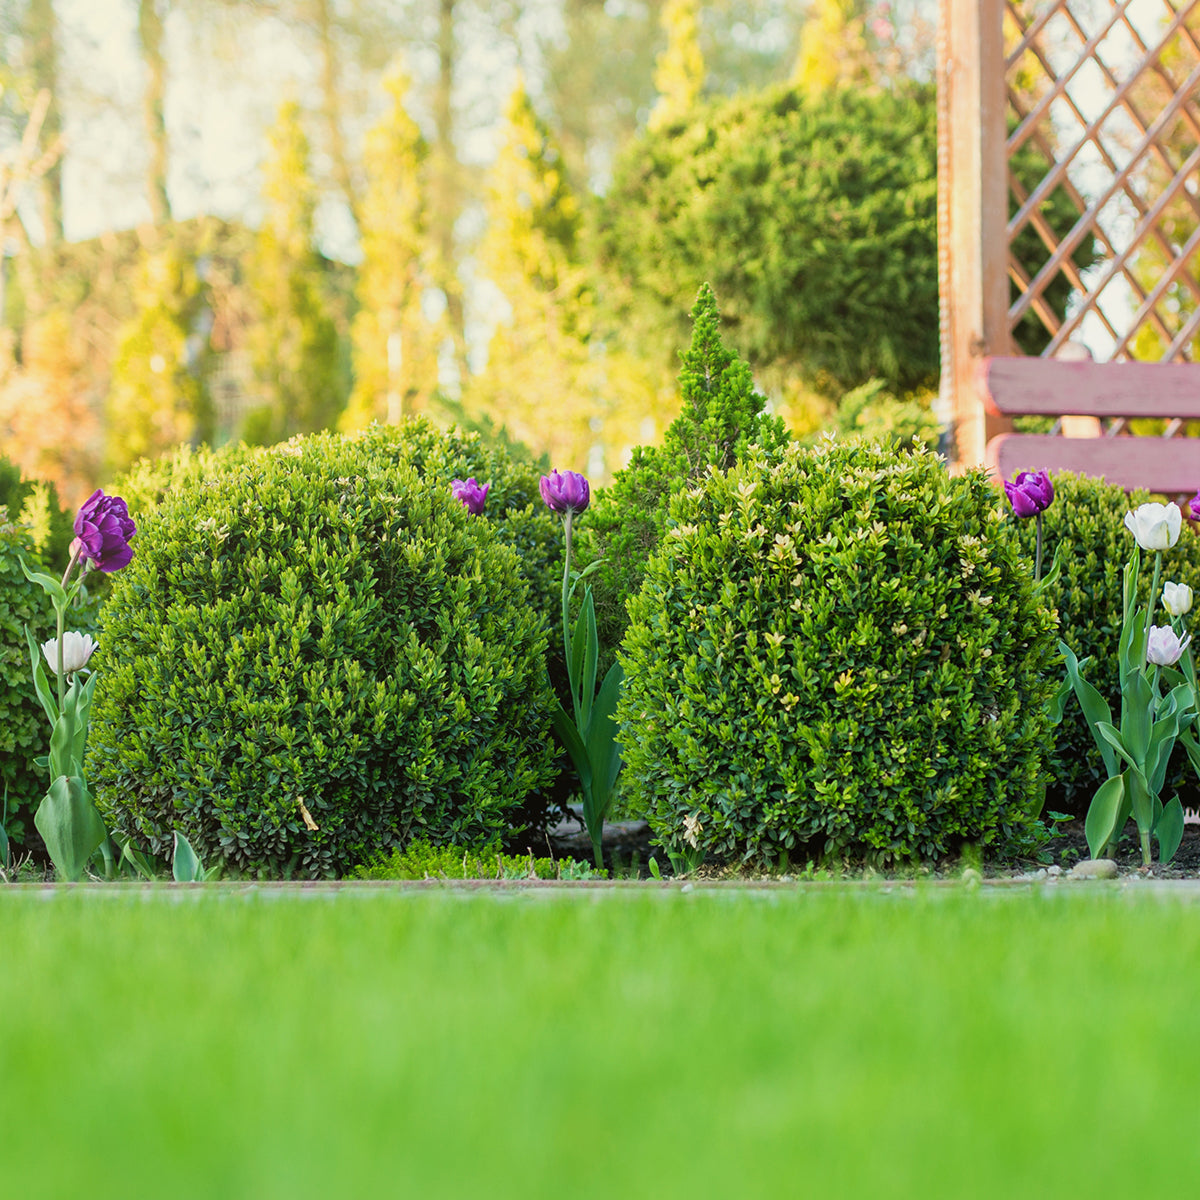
[1,884,1194,1198]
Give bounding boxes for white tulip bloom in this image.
[1124,502,1183,551]
[1163,581,1194,617]
[1147,625,1191,667]
[41,631,98,675]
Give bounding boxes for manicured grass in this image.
[1,885,1195,1198]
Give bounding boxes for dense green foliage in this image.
[594,85,1096,394]
[0,452,73,569]
[817,379,941,452]
[594,84,939,393]
[580,284,788,653]
[1011,472,1200,815]
[0,521,54,852]
[617,439,1057,866]
[88,430,560,878]
[351,838,604,881]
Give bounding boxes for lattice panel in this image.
[1005,0,1200,361]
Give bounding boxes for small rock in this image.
[961,867,982,888]
[1069,858,1119,880]
[1047,865,1062,877]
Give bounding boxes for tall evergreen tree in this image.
[245,99,345,444]
[467,78,596,468]
[649,0,705,131]
[342,64,438,430]
[106,237,210,473]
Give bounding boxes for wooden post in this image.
[937,0,1011,470]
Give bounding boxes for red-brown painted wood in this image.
[985,433,1200,494]
[982,356,1200,419]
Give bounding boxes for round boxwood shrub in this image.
[616,439,1057,866]
[1008,472,1200,816]
[0,519,56,855]
[87,430,560,878]
[114,418,563,632]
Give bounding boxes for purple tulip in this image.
[1187,490,1200,522]
[451,477,490,516]
[539,469,590,516]
[1003,470,1054,519]
[73,489,136,573]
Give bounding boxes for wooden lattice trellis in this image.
[939,0,1200,467]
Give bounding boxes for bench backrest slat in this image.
[986,433,1200,494]
[983,357,1200,419]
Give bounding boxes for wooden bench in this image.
[982,356,1200,495]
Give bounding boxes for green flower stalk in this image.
[540,470,624,868]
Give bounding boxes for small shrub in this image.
[1009,472,1200,815]
[579,283,789,655]
[0,453,74,571]
[616,439,1057,866]
[351,839,606,881]
[88,430,560,878]
[0,520,55,853]
[820,379,941,453]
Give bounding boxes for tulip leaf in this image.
[1096,722,1139,775]
[35,775,107,883]
[1126,767,1155,839]
[1119,668,1153,764]
[581,588,599,731]
[581,661,624,867]
[568,606,588,722]
[18,556,67,609]
[1060,641,1117,778]
[1085,774,1126,860]
[1156,796,1185,864]
[23,625,58,727]
[173,831,205,883]
[550,699,592,793]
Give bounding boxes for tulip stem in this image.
[1143,552,1163,673]
[1034,512,1043,584]
[561,511,574,690]
[54,598,65,712]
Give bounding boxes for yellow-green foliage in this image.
[246,101,346,444]
[106,242,211,473]
[649,0,704,130]
[351,839,605,881]
[87,428,561,878]
[617,440,1057,866]
[342,66,439,431]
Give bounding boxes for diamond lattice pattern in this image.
[1006,0,1200,361]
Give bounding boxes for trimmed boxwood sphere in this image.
[88,430,560,878]
[1010,472,1200,816]
[616,439,1058,866]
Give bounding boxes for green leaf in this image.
[550,700,592,793]
[581,661,624,867]
[568,607,588,719]
[1119,668,1153,765]
[18,555,68,608]
[1059,640,1117,778]
[172,831,205,883]
[35,775,107,882]
[1085,774,1126,860]
[1182,730,1200,781]
[23,625,59,727]
[1126,768,1155,840]
[581,588,599,731]
[1096,722,1138,775]
[1156,796,1186,864]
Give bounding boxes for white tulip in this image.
[1147,625,1191,667]
[1124,502,1182,551]
[1163,581,1194,617]
[41,631,98,675]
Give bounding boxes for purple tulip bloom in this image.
[73,489,137,573]
[1187,490,1200,522]
[451,477,490,515]
[1003,470,1054,519]
[539,469,590,516]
